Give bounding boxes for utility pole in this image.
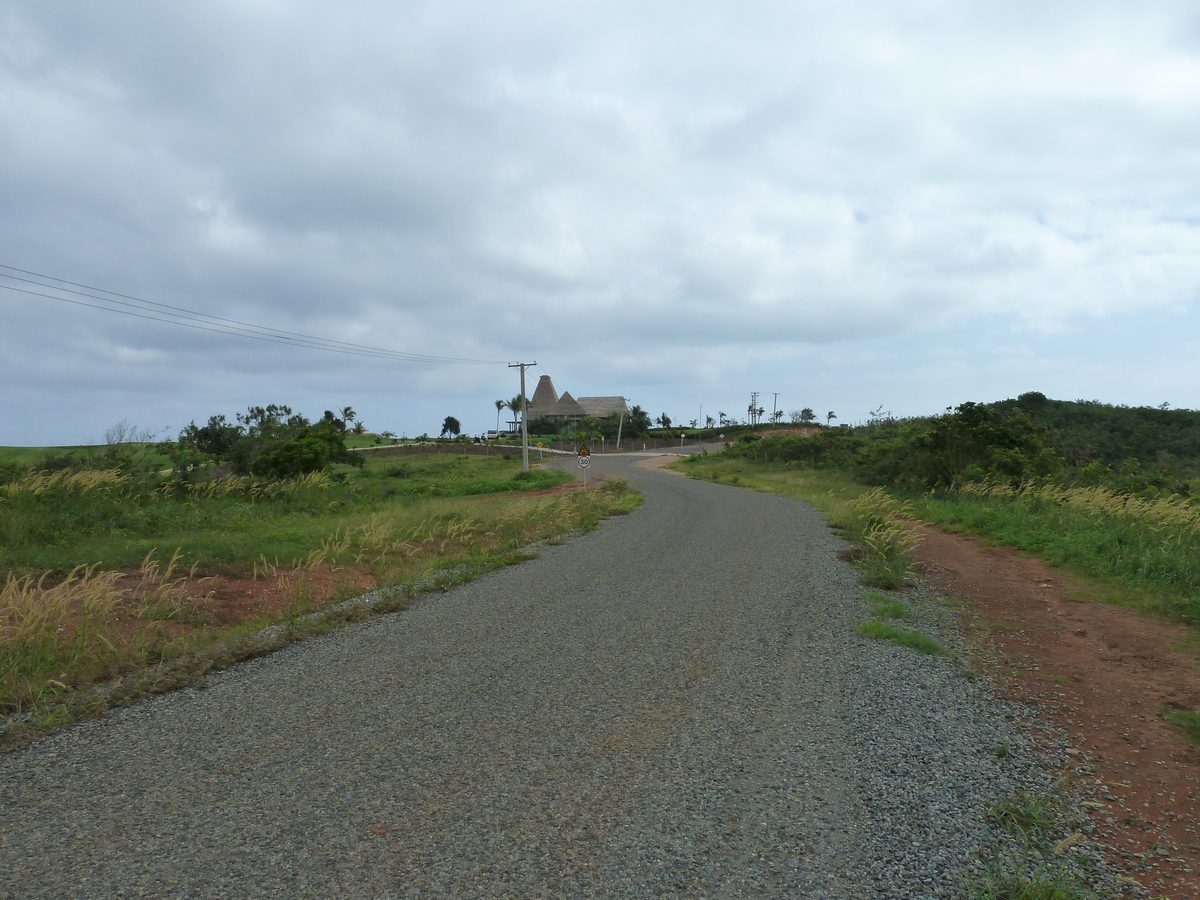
[508,361,536,472]
[749,391,759,426]
[772,392,779,426]
[616,397,631,450]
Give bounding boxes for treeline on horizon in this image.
[726,392,1200,497]
[0,404,366,486]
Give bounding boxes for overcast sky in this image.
[4,1,1200,445]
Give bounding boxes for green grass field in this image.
[0,445,99,465]
[0,452,573,577]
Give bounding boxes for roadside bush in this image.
[722,404,1065,489]
[176,404,362,478]
[0,461,27,484]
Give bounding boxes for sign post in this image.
[577,443,590,487]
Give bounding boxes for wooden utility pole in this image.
[508,361,536,472]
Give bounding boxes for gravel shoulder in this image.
[0,454,1127,898]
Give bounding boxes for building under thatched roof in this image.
[548,391,587,418]
[576,396,629,418]
[525,376,629,420]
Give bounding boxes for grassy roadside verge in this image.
[2,455,641,748]
[908,482,1200,627]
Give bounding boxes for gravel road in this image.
[1,453,1090,898]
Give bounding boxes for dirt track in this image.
[912,524,1200,898]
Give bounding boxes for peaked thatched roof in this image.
[548,391,587,417]
[521,375,629,420]
[526,375,559,419]
[577,396,629,418]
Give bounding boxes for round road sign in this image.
[578,455,590,468]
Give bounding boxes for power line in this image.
[0,263,508,365]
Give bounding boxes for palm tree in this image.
[508,395,524,431]
[826,411,837,426]
[494,399,505,434]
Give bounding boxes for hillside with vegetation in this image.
[723,394,1200,496]
[1001,392,1200,472]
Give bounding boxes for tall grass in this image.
[1,565,132,721]
[1,565,125,643]
[840,488,922,589]
[914,481,1200,623]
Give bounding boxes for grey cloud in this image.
[5,1,1200,444]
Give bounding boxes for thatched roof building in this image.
[525,376,628,420]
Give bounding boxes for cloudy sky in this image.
[4,1,1200,445]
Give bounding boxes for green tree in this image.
[598,413,623,440]
[627,405,652,436]
[507,395,524,430]
[248,419,363,478]
[180,414,242,458]
[909,402,1063,487]
[441,416,462,438]
[176,403,364,477]
[576,417,602,449]
[527,416,562,436]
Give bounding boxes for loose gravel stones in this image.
[0,455,1129,898]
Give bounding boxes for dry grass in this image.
[0,565,125,643]
[959,481,1200,531]
[156,471,332,501]
[1,469,128,497]
[842,489,923,589]
[135,549,216,623]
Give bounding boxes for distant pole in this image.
[772,392,779,426]
[508,361,536,472]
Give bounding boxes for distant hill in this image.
[999,393,1200,470]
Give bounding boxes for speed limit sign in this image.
[578,455,590,468]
